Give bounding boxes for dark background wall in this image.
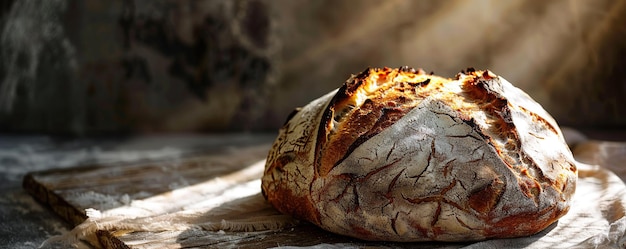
[1,0,625,135]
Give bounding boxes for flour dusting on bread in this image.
[262,67,577,242]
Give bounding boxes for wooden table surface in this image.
[1,134,277,249]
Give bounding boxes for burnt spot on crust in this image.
[399,65,416,73]
[332,67,374,103]
[408,78,431,87]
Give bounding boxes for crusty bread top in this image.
[262,67,577,241]
[316,67,572,180]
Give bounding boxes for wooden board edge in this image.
[22,173,88,226]
[24,172,134,249]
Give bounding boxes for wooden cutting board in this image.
[23,143,462,249]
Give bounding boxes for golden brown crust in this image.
[262,66,577,242]
[315,67,438,177]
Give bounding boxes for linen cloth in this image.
[48,141,626,249]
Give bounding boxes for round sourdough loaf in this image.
[261,67,577,242]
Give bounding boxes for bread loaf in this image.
[261,67,577,241]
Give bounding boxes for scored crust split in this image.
[261,67,577,242]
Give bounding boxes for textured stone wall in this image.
[0,0,625,134]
